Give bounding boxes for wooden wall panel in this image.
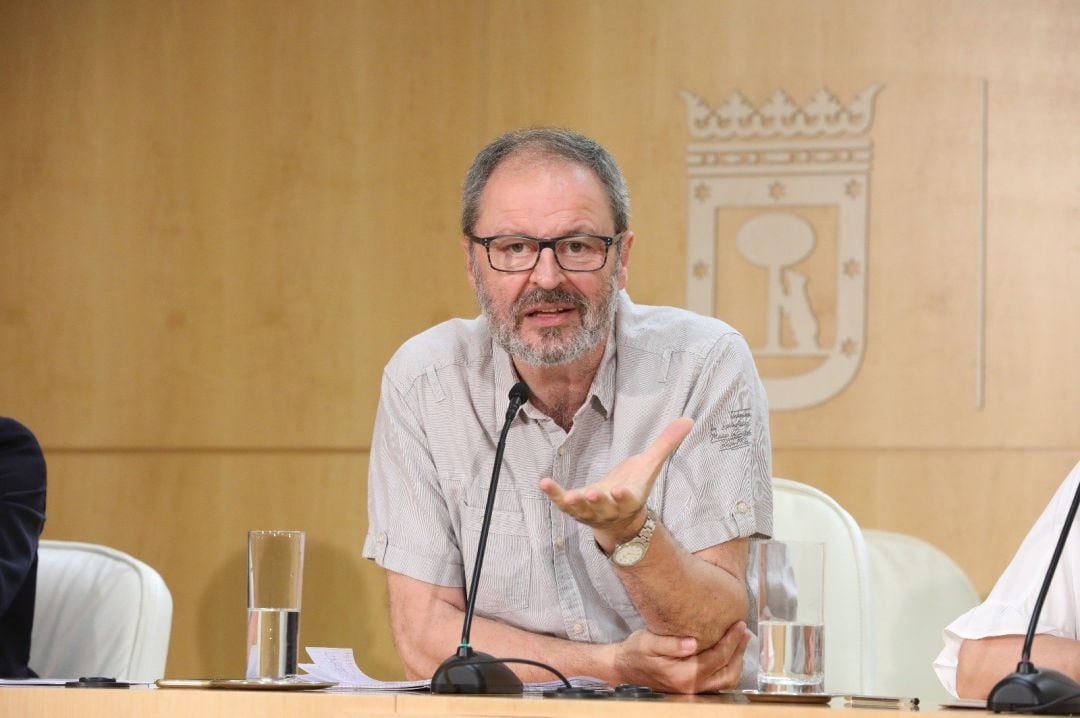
[41,451,402,680]
[0,0,483,448]
[1,0,1077,680]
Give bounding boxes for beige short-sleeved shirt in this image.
[363,291,772,644]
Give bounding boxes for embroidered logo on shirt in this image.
[710,407,752,451]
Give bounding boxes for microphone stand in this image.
[430,382,528,695]
[988,478,1080,713]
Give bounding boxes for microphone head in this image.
[508,381,529,405]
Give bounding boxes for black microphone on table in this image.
[987,479,1080,713]
[430,381,529,695]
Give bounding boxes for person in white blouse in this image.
[934,461,1080,698]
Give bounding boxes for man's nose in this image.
[529,247,565,288]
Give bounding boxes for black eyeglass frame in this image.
[466,233,620,273]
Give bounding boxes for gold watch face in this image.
[613,540,646,567]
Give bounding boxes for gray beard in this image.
[473,264,619,367]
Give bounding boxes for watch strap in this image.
[610,508,657,566]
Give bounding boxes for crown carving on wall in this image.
[680,85,884,140]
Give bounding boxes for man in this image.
[363,128,772,693]
[934,460,1080,698]
[0,417,47,678]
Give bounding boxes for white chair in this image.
[864,529,980,707]
[770,478,875,694]
[30,540,173,681]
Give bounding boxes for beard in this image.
[473,262,620,367]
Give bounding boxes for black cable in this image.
[432,656,574,691]
[1013,690,1080,713]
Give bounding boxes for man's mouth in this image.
[524,305,576,318]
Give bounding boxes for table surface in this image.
[0,685,973,718]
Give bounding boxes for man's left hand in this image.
[613,621,751,694]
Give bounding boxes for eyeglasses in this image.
[467,233,618,273]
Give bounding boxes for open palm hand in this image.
[539,417,693,536]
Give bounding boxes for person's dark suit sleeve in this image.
[0,418,47,614]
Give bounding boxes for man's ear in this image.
[461,236,477,292]
[616,231,634,289]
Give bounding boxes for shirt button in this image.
[736,501,748,514]
[554,536,564,549]
[376,532,387,544]
[572,623,584,635]
[558,446,567,457]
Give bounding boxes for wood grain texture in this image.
[0,687,954,718]
[0,0,1076,679]
[40,451,401,681]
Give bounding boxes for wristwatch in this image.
[611,508,657,567]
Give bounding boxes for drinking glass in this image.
[246,530,305,680]
[751,539,825,693]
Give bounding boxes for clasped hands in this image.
[615,622,750,694]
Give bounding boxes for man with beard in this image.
[363,128,771,693]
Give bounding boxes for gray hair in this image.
[461,127,630,236]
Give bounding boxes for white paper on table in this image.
[298,646,607,693]
[299,646,429,690]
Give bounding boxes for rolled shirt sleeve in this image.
[362,370,465,588]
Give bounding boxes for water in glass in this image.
[757,619,825,693]
[245,608,300,679]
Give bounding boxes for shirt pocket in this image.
[461,503,532,615]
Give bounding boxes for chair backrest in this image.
[30,540,173,681]
[770,478,875,694]
[864,529,980,707]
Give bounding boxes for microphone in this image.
[987,478,1080,713]
[430,381,529,694]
